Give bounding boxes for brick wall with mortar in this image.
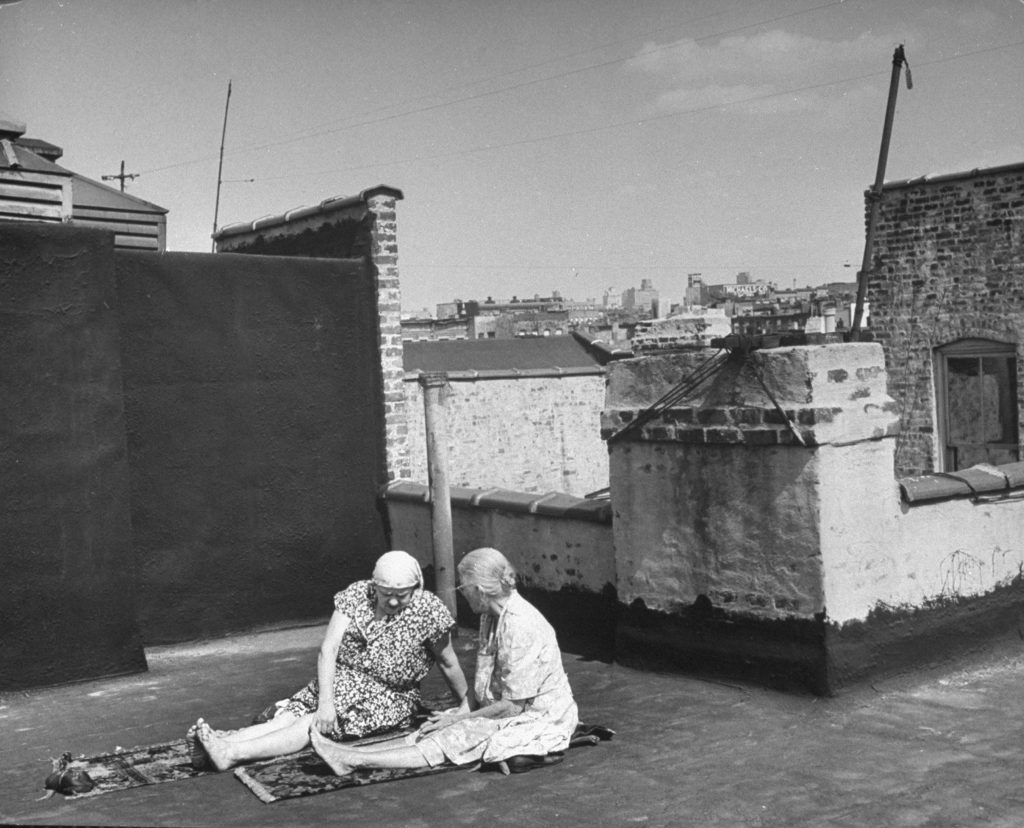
[214,187,410,482]
[366,193,409,482]
[403,372,609,496]
[866,163,1024,476]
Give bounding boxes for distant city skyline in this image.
[4,0,1022,312]
[404,270,859,317]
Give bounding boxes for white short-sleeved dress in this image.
[417,590,578,765]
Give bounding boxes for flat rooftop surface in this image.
[3,623,1023,827]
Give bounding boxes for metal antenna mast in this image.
[211,80,232,252]
[850,45,912,340]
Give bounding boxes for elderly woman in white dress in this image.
[310,547,578,775]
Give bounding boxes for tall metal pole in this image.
[211,80,232,252]
[419,372,456,618]
[850,45,910,340]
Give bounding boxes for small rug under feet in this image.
[39,740,204,800]
[233,723,615,803]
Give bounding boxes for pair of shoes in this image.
[569,723,615,746]
[504,753,565,774]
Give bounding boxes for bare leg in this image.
[196,714,315,772]
[351,732,415,750]
[195,713,301,744]
[310,727,429,776]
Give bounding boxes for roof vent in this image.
[0,114,27,140]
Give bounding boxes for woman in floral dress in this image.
[192,550,469,771]
[309,547,578,776]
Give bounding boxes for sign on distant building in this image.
[708,282,771,300]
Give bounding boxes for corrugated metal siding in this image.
[72,206,166,251]
[0,172,69,223]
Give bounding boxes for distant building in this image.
[685,273,707,307]
[632,309,732,352]
[773,287,815,303]
[421,292,601,340]
[603,287,622,309]
[731,311,810,336]
[435,301,460,320]
[622,278,658,317]
[400,315,470,342]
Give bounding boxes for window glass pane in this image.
[981,356,1019,443]
[946,357,981,443]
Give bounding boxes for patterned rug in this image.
[40,721,614,803]
[234,723,615,803]
[39,740,205,800]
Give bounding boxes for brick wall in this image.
[403,372,609,496]
[366,193,409,483]
[867,163,1024,475]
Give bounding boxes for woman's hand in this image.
[313,703,338,735]
[418,708,463,735]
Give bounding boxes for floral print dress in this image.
[282,580,454,740]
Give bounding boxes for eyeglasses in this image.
[456,583,478,594]
[374,588,415,602]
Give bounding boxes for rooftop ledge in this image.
[383,481,612,523]
[898,461,1024,505]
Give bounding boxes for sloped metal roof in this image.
[403,336,603,376]
[70,173,167,214]
[0,140,71,175]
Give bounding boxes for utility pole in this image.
[850,45,912,340]
[101,160,138,192]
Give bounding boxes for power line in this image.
[136,0,846,177]
[404,264,853,273]
[225,0,846,157]
[247,36,1024,183]
[226,0,757,154]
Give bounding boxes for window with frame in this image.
[935,338,1020,471]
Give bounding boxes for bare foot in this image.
[309,727,357,776]
[185,724,210,771]
[196,716,236,739]
[196,721,236,772]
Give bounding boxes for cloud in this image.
[627,29,894,117]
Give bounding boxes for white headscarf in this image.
[372,550,423,592]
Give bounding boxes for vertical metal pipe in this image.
[419,372,456,617]
[850,45,907,340]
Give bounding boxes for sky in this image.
[2,0,1023,314]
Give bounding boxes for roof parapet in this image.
[214,185,403,240]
